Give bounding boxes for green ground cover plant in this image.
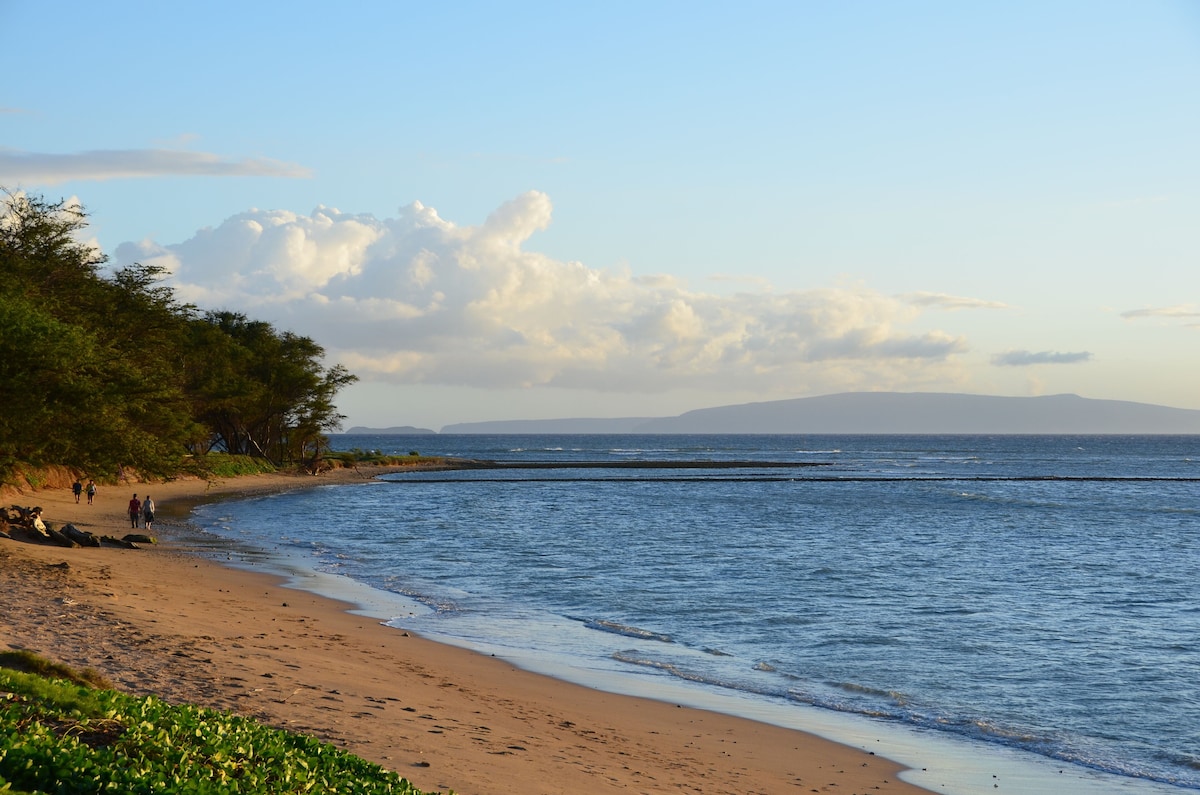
[325,449,432,467]
[0,654,442,795]
[189,453,279,479]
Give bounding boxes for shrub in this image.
[188,454,279,479]
[0,654,444,795]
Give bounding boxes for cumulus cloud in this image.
[116,192,969,393]
[903,292,1012,311]
[991,350,1092,367]
[0,148,310,185]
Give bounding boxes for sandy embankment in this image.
[1,469,935,795]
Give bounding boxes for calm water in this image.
[188,435,1200,793]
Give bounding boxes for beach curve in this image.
[1,468,935,795]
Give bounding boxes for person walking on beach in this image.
[142,496,155,531]
[86,480,97,505]
[128,494,141,528]
[72,479,83,503]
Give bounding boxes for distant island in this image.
[344,425,437,435]
[434,392,1200,435]
[439,417,658,434]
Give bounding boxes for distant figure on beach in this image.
[128,494,141,528]
[142,496,155,531]
[86,480,97,505]
[72,479,82,503]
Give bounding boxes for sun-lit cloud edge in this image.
[0,148,311,185]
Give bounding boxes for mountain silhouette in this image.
[440,393,1200,434]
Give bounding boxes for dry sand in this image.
[1,469,936,795]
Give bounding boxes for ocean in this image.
[185,434,1199,794]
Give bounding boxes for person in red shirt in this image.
[128,494,141,528]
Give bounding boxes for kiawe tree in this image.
[188,311,357,467]
[0,192,192,480]
[0,190,358,484]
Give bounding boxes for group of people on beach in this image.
[126,494,155,530]
[68,479,158,531]
[71,479,97,505]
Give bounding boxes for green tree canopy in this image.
[187,311,357,466]
[0,190,358,484]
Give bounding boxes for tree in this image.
[0,192,198,481]
[187,312,357,467]
[0,190,359,484]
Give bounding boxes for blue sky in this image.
[4,1,1198,429]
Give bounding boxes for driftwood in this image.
[62,523,101,547]
[44,525,79,548]
[6,505,41,525]
[101,535,139,549]
[5,505,50,541]
[4,505,146,550]
[5,525,44,542]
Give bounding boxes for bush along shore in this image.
[0,651,444,794]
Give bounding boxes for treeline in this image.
[0,191,357,485]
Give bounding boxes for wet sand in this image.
[1,469,936,795]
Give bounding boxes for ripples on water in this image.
[190,434,1200,791]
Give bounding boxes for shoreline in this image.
[1,468,934,795]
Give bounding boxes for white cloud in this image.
[903,291,1012,311]
[0,148,311,185]
[992,350,1092,367]
[116,192,971,395]
[1121,305,1200,320]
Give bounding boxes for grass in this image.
[0,651,111,690]
[0,652,445,795]
[325,449,437,467]
[187,454,279,479]
[189,451,444,477]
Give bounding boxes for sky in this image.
[3,1,1198,430]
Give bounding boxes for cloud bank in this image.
[0,148,310,185]
[117,192,979,395]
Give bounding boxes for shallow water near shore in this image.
[186,434,1199,794]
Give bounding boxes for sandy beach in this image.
[1,469,936,795]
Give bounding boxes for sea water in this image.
[186,435,1199,793]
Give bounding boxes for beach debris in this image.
[100,535,140,549]
[44,524,79,548]
[2,506,152,551]
[4,505,51,540]
[3,506,90,547]
[63,523,101,547]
